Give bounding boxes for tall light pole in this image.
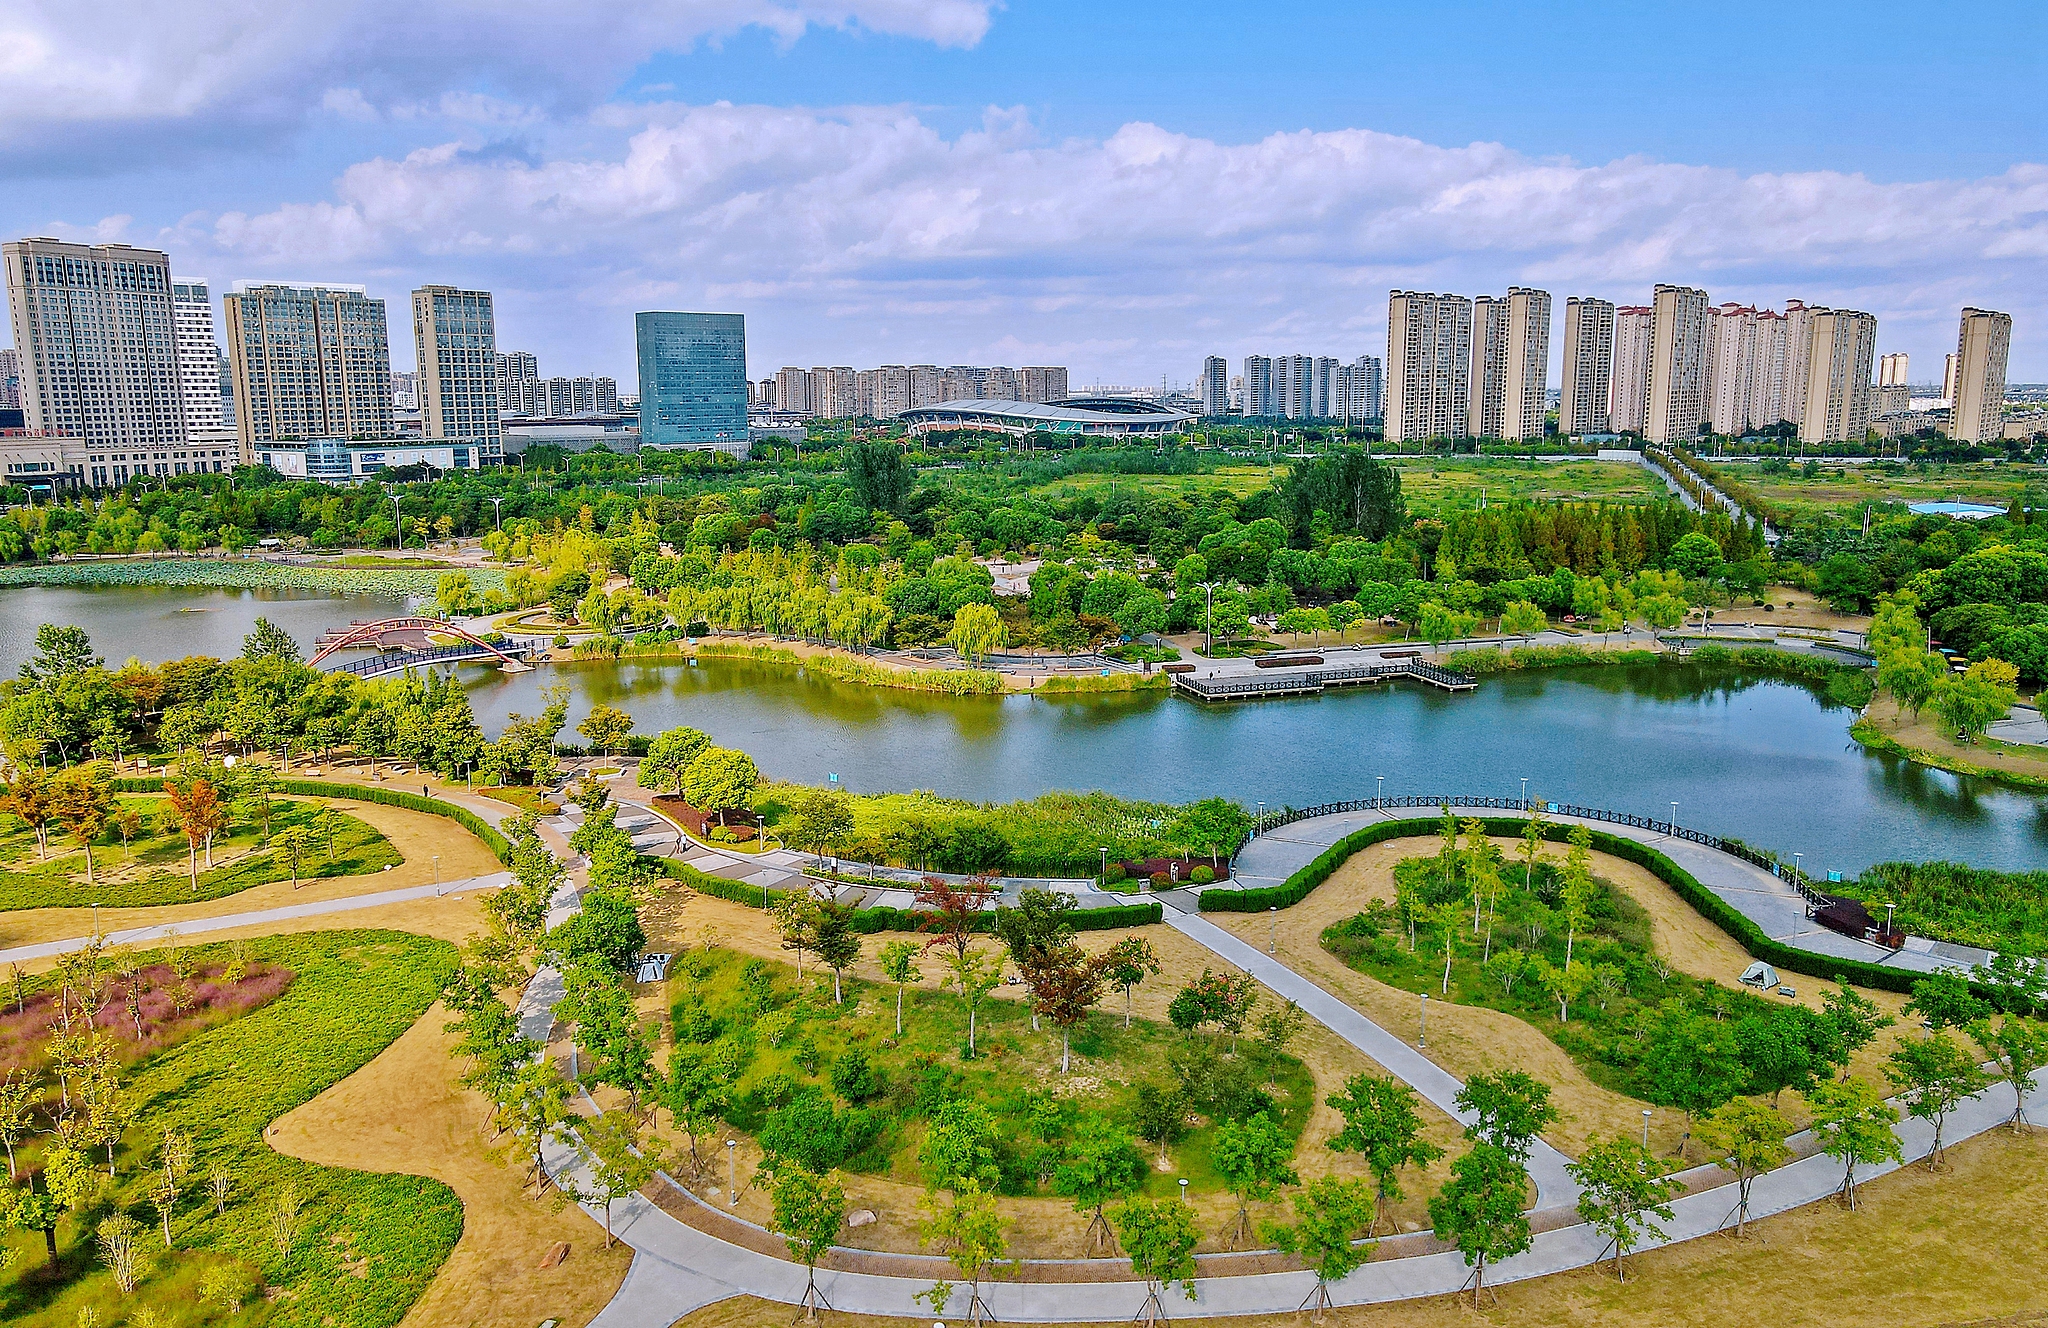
[1099,846,1109,883]
[1520,777,1529,811]
[490,496,504,531]
[1198,581,1222,658]
[1668,801,1678,834]
[1376,774,1385,809]
[1269,905,1278,955]
[727,1139,738,1205]
[1418,992,1429,1048]
[391,492,402,549]
[1256,801,1265,835]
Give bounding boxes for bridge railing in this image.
[1174,660,1475,698]
[1254,794,1826,903]
[324,642,525,677]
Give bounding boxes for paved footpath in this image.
[546,800,2046,1324]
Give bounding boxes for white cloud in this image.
[0,0,993,168]
[186,104,2048,379]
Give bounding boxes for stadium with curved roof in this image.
[898,396,1191,437]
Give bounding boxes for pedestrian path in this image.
[0,870,512,965]
[1157,899,1581,1207]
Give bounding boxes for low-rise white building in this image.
[253,437,487,481]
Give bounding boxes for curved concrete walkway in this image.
[535,800,2045,1325]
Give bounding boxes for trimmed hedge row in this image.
[1204,814,1924,995]
[650,855,1162,931]
[112,775,513,863]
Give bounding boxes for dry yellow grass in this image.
[272,1003,632,1328]
[667,1126,2048,1328]
[0,798,503,965]
[1208,838,1914,1153]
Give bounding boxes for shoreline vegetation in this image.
[0,556,508,598]
[687,639,1170,695]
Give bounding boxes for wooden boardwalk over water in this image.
[1172,660,1477,701]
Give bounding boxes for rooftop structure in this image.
[898,396,1191,437]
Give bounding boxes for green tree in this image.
[1211,1110,1299,1248]
[577,703,635,757]
[1112,1195,1200,1326]
[1638,1001,1747,1152]
[48,761,115,888]
[1419,601,1475,650]
[1567,1136,1681,1280]
[1454,1069,1557,1161]
[790,790,854,864]
[878,938,923,1036]
[1667,531,1725,581]
[768,1162,847,1320]
[948,602,1008,665]
[240,617,301,662]
[1970,1015,2048,1133]
[917,1180,1007,1327]
[847,439,914,513]
[1428,1141,1531,1307]
[682,746,759,822]
[270,824,318,888]
[1500,599,1547,637]
[1053,1114,1146,1253]
[1102,936,1161,1029]
[636,725,710,796]
[1821,983,1895,1069]
[812,898,863,1005]
[1326,1072,1445,1234]
[919,1099,1001,1191]
[1133,1082,1187,1170]
[1885,1032,1991,1168]
[1262,1176,1377,1322]
[1808,1075,1903,1209]
[1695,1097,1790,1237]
[1905,971,1991,1032]
[661,1045,732,1180]
[20,623,101,684]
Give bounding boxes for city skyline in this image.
[2,4,2041,388]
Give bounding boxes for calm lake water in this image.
[6,586,2045,873]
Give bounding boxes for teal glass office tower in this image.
[636,312,748,446]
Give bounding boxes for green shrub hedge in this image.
[649,855,1161,931]
[1202,814,1924,995]
[113,776,512,863]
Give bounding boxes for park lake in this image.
[2,583,2043,875]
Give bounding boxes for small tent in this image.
[1739,961,1780,990]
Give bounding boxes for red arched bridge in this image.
[310,617,533,679]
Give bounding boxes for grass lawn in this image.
[669,946,1315,1202]
[0,930,462,1328]
[1391,458,1660,514]
[1712,458,2048,521]
[1021,466,1278,502]
[0,797,401,911]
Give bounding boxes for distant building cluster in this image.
[1213,353,1382,423]
[1379,284,2013,447]
[752,363,1070,420]
[492,349,618,419]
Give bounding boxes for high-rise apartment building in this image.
[1942,353,1960,405]
[1558,296,1614,436]
[496,351,539,416]
[1780,300,1821,430]
[1242,355,1273,417]
[774,367,812,415]
[812,367,858,419]
[1799,308,1877,444]
[593,376,617,415]
[1950,307,2012,445]
[981,366,1019,401]
[1199,356,1229,416]
[545,377,573,417]
[411,285,501,463]
[1020,366,1068,404]
[1502,287,1550,441]
[1339,356,1383,423]
[571,377,596,415]
[908,365,942,408]
[3,238,186,451]
[223,281,393,449]
[1312,356,1340,417]
[1386,291,1472,444]
[171,279,226,440]
[1705,303,1757,436]
[1749,310,1787,431]
[635,311,748,449]
[1277,354,1313,419]
[1645,284,1710,445]
[1878,352,1910,388]
[1611,305,1654,434]
[1468,295,1509,439]
[941,366,979,402]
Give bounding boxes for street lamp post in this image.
[1269,905,1278,955]
[490,496,503,531]
[1520,777,1529,811]
[1418,992,1429,1048]
[432,854,440,893]
[1198,581,1221,658]
[727,1139,738,1205]
[1376,774,1385,809]
[1256,801,1265,836]
[1178,1178,1189,1205]
[1669,801,1678,834]
[1099,846,1110,886]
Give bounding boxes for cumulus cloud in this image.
[185,104,2047,379]
[0,0,993,170]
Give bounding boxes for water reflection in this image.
[457,656,2046,873]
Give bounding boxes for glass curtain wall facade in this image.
[637,312,748,447]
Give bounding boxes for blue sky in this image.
[5,0,2044,385]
